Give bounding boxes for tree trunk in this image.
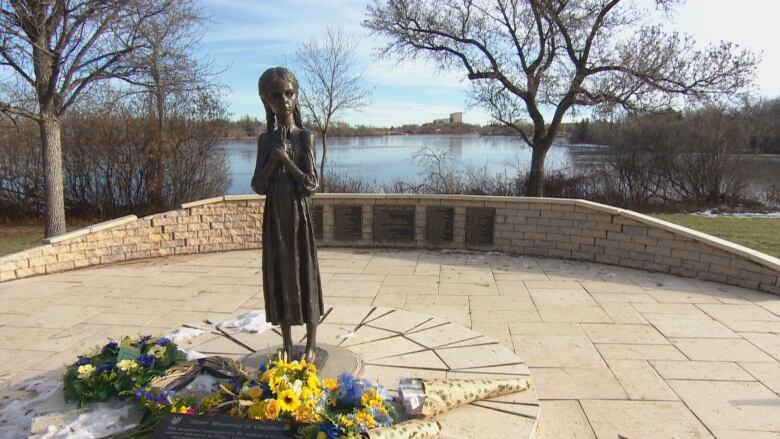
[40,114,67,237]
[525,143,550,197]
[319,134,328,190]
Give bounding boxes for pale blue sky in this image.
[199,0,780,126]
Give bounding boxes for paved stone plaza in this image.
[1,248,779,438]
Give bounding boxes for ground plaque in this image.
[333,205,362,241]
[311,205,323,239]
[426,206,454,242]
[373,205,415,242]
[465,207,495,246]
[152,414,287,438]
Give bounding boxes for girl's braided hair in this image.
[258,67,304,132]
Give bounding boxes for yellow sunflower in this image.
[277,389,301,412]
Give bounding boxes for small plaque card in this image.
[152,414,288,439]
[116,345,141,362]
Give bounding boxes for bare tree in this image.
[0,0,172,237]
[364,0,759,196]
[123,0,221,209]
[296,26,372,184]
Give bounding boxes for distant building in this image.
[432,112,464,125]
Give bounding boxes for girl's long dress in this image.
[251,128,323,325]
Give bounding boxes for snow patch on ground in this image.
[694,209,780,218]
[216,310,273,334]
[40,404,137,439]
[165,326,204,343]
[0,376,61,439]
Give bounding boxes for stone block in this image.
[642,261,669,273]
[174,245,199,254]
[176,215,200,224]
[0,270,17,282]
[84,248,111,258]
[187,223,209,232]
[100,253,126,264]
[671,248,700,261]
[95,238,123,249]
[199,244,223,252]
[595,254,619,265]
[700,253,731,267]
[621,225,648,236]
[646,245,671,257]
[596,222,622,232]
[29,255,58,267]
[46,261,75,273]
[126,250,152,260]
[580,228,607,239]
[56,252,83,263]
[150,217,177,227]
[15,266,46,277]
[159,239,185,249]
[739,269,776,286]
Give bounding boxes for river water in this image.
[220,134,780,195]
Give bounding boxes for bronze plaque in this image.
[152,414,287,438]
[426,206,454,242]
[312,205,323,239]
[373,205,415,242]
[466,207,495,246]
[333,205,362,241]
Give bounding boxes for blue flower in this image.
[261,382,272,398]
[134,387,146,399]
[155,337,170,346]
[97,362,116,374]
[138,335,152,345]
[74,356,91,366]
[319,422,341,439]
[258,364,267,373]
[137,354,156,367]
[102,341,118,352]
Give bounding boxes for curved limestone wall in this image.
[1,194,778,295]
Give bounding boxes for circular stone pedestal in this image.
[243,344,362,378]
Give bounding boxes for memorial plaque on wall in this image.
[426,206,454,242]
[152,414,287,438]
[311,205,323,239]
[373,205,415,242]
[465,207,495,246]
[333,205,362,241]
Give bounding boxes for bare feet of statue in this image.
[280,323,294,360]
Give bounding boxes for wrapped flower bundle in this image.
[400,377,533,417]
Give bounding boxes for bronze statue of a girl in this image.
[251,67,323,361]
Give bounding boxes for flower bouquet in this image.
[132,355,396,439]
[63,335,185,406]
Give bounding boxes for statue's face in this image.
[261,78,297,120]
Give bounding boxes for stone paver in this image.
[1,248,779,438]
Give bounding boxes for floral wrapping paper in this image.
[420,378,533,417]
[366,419,441,438]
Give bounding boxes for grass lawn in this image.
[653,215,780,259]
[0,224,44,257]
